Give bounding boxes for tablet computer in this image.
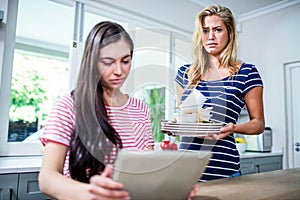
[112,150,211,200]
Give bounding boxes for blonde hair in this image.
[188,5,238,85]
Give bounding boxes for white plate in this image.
[162,124,222,129]
[162,130,218,136]
[161,125,221,130]
[161,121,224,127]
[161,128,220,133]
[161,121,223,136]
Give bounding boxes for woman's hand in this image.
[218,122,235,139]
[161,118,177,136]
[199,123,235,140]
[89,165,130,200]
[187,184,199,200]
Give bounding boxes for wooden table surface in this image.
[195,168,300,200]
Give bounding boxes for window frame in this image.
[0,0,74,156]
[0,0,43,156]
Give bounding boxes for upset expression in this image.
[202,15,229,56]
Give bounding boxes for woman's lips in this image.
[207,43,217,47]
[110,78,124,84]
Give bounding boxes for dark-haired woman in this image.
[38,21,154,200]
[38,21,198,200]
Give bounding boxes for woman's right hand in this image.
[89,165,130,200]
[161,118,177,136]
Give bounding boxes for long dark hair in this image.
[69,21,134,182]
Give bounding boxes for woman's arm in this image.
[39,142,90,199]
[39,142,129,200]
[219,86,265,139]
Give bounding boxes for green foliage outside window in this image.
[9,69,47,123]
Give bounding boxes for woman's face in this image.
[202,15,229,56]
[98,39,132,91]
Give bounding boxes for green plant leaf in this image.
[145,87,165,142]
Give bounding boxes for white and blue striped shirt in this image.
[175,63,263,181]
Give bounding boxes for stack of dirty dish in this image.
[162,89,224,136]
[174,88,212,123]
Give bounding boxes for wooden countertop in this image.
[195,168,300,200]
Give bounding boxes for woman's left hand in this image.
[187,184,199,200]
[200,122,235,140]
[218,122,235,139]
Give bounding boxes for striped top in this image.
[41,94,154,177]
[175,63,263,181]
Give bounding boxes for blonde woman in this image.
[175,5,265,181]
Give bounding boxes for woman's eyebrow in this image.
[99,57,114,61]
[122,55,131,59]
[99,54,131,61]
[202,25,223,29]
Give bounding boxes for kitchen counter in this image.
[0,156,42,174]
[195,168,300,200]
[239,151,282,158]
[0,152,283,174]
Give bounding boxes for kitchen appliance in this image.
[244,127,272,152]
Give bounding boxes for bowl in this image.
[199,107,213,116]
[236,143,247,154]
[177,106,213,122]
[198,114,212,122]
[179,105,200,114]
[197,107,213,122]
[173,112,197,123]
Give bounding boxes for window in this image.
[130,27,170,92]
[129,29,193,119]
[9,51,69,142]
[174,35,193,70]
[134,85,166,142]
[0,0,193,156]
[0,0,74,155]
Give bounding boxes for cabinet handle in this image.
[9,188,13,200]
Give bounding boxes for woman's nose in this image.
[208,30,215,40]
[113,62,122,74]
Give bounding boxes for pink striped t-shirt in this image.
[40,93,154,177]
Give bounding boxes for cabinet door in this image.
[18,172,52,200]
[240,158,256,174]
[256,156,283,173]
[0,174,18,200]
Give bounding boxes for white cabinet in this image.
[240,155,283,175]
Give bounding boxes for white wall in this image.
[238,4,300,168]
